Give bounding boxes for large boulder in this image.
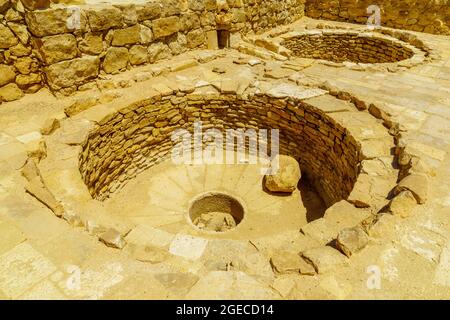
[44,56,100,90]
[35,34,78,65]
[103,47,129,74]
[85,6,123,32]
[0,64,16,87]
[152,16,180,39]
[264,155,301,193]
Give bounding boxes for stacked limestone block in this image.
[0,0,43,103]
[0,0,307,102]
[282,32,414,64]
[305,0,450,35]
[79,93,361,205]
[25,1,220,95]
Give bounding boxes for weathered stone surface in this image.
[186,271,278,299]
[9,43,31,57]
[152,16,180,39]
[7,23,29,45]
[85,7,123,32]
[389,190,417,218]
[129,45,148,65]
[103,47,129,74]
[270,250,315,275]
[265,155,301,193]
[135,2,162,21]
[148,42,171,63]
[180,12,201,32]
[394,173,429,204]
[139,24,153,44]
[20,0,49,10]
[0,24,18,48]
[130,245,170,264]
[186,28,205,48]
[112,25,141,46]
[15,73,41,89]
[99,228,126,249]
[0,83,23,101]
[336,226,369,257]
[25,177,65,217]
[0,64,16,87]
[40,118,60,135]
[36,34,78,65]
[14,57,38,75]
[0,0,11,14]
[79,34,104,55]
[25,8,79,37]
[44,56,100,90]
[301,246,348,274]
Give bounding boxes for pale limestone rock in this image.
[148,42,171,63]
[85,7,123,32]
[264,155,301,193]
[103,47,129,74]
[152,16,180,39]
[389,190,417,218]
[180,12,201,32]
[270,250,315,275]
[25,8,80,37]
[139,24,153,44]
[44,56,100,90]
[0,83,23,101]
[186,271,278,299]
[186,28,205,48]
[99,228,126,249]
[7,22,29,45]
[0,64,16,87]
[129,45,148,65]
[155,273,199,297]
[65,95,99,117]
[25,177,65,217]
[15,73,41,89]
[112,25,141,46]
[35,34,78,65]
[79,34,104,55]
[130,244,170,264]
[0,24,18,48]
[395,173,429,204]
[40,118,60,135]
[336,226,369,257]
[169,234,208,260]
[301,246,348,274]
[135,2,162,21]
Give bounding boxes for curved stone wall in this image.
[79,92,362,206]
[305,0,450,35]
[282,32,414,64]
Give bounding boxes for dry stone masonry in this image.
[0,0,306,102]
[305,0,450,35]
[79,92,362,205]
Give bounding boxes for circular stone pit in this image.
[282,31,414,64]
[188,192,245,233]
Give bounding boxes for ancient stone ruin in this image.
[0,0,448,300]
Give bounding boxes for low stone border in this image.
[249,27,431,72]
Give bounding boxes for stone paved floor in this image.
[0,17,449,299]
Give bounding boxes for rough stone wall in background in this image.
[0,0,306,102]
[305,0,450,35]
